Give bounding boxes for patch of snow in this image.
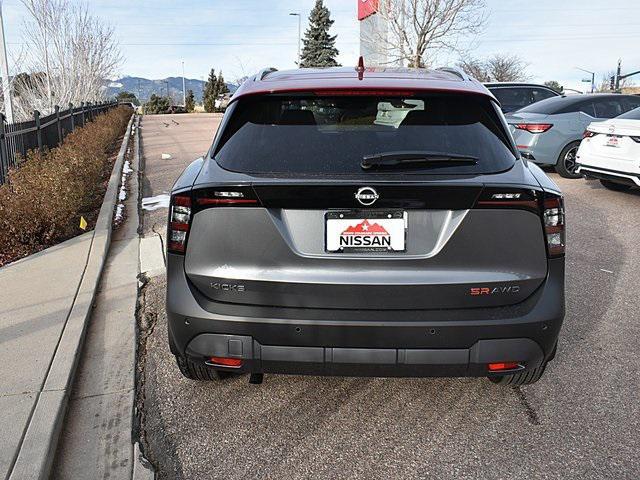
[142,194,170,211]
[161,153,172,160]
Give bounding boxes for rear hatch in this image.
[179,92,554,311]
[580,119,640,172]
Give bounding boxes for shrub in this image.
[0,106,132,265]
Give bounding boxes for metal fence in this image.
[0,101,119,185]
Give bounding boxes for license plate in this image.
[326,211,406,253]
[606,136,620,147]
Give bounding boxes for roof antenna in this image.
[356,56,365,80]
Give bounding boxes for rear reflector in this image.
[515,123,553,134]
[487,362,520,372]
[208,357,243,368]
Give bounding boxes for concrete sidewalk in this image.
[0,232,94,479]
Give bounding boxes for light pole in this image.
[181,61,187,107]
[289,12,301,66]
[575,67,595,94]
[0,0,14,123]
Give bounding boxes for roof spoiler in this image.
[436,67,470,81]
[254,67,278,81]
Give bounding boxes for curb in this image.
[8,114,135,480]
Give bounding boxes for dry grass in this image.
[0,106,132,266]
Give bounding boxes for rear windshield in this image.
[618,107,640,120]
[515,96,575,115]
[214,94,516,175]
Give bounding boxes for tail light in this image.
[583,130,598,139]
[475,189,565,258]
[515,123,553,134]
[167,187,260,255]
[168,194,191,254]
[543,196,565,257]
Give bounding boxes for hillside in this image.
[106,76,238,103]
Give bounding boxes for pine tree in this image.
[203,68,218,113]
[299,0,340,68]
[185,89,195,112]
[214,71,230,112]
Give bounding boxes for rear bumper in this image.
[576,164,640,187]
[166,256,565,378]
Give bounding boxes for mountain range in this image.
[106,76,238,103]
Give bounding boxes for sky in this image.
[2,0,639,91]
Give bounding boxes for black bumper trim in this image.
[185,334,544,378]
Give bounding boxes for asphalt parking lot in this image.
[137,114,640,480]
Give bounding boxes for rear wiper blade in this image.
[361,151,478,170]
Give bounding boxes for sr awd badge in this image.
[355,187,379,206]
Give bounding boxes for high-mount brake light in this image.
[313,89,416,97]
[515,123,553,134]
[583,130,598,139]
[168,194,191,254]
[543,196,565,257]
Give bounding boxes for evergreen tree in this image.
[145,94,170,114]
[185,89,195,112]
[299,0,340,68]
[203,68,218,113]
[214,71,230,111]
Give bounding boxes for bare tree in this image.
[457,53,528,82]
[362,0,487,68]
[486,53,528,82]
[456,56,490,82]
[11,0,122,121]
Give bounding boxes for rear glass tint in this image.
[618,107,640,120]
[214,94,516,175]
[516,96,577,115]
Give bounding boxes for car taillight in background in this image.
[514,123,553,134]
[168,194,191,254]
[583,130,598,139]
[543,196,565,257]
[168,188,261,255]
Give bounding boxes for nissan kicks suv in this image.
[166,66,565,386]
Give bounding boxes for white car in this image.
[576,107,640,191]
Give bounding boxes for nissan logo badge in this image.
[355,187,379,206]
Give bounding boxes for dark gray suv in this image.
[166,66,566,386]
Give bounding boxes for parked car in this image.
[166,66,565,387]
[506,94,640,178]
[576,107,640,190]
[485,83,561,113]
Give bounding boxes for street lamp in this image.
[575,67,595,94]
[289,12,301,66]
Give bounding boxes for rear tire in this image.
[599,179,632,192]
[488,363,547,386]
[555,142,581,179]
[175,355,234,381]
